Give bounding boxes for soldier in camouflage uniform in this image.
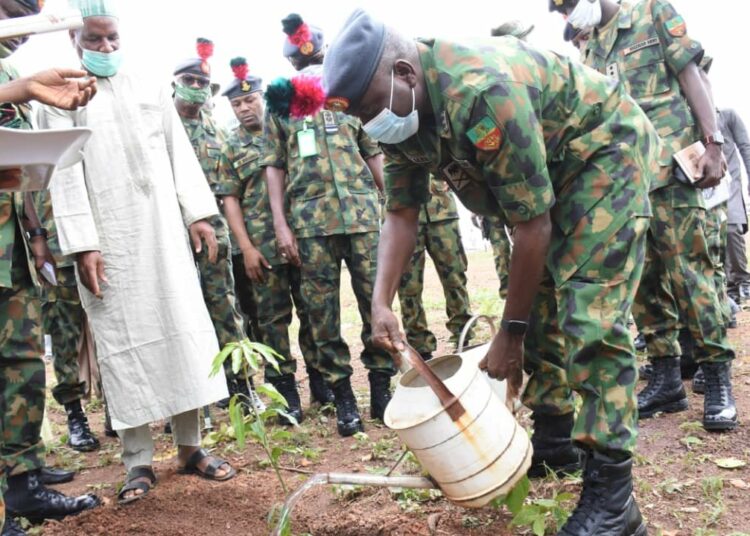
[263,14,396,437]
[172,45,257,407]
[323,10,661,534]
[0,9,102,530]
[35,192,100,452]
[554,0,737,433]
[397,180,472,358]
[217,58,332,424]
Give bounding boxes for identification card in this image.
[297,128,318,158]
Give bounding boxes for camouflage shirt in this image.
[261,109,382,238]
[180,110,227,198]
[0,61,36,289]
[582,0,704,189]
[217,125,285,265]
[383,38,658,284]
[420,179,459,224]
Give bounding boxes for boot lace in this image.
[560,470,605,534]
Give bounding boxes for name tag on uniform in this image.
[606,63,620,81]
[322,110,339,134]
[234,153,259,169]
[297,128,318,158]
[405,152,432,164]
[623,38,659,56]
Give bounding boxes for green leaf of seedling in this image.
[248,418,266,442]
[231,347,243,376]
[532,517,545,536]
[210,344,235,377]
[257,383,289,408]
[511,505,541,526]
[535,499,559,509]
[505,475,531,516]
[274,409,299,427]
[228,396,246,449]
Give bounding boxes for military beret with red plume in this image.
[281,13,324,59]
[222,57,263,100]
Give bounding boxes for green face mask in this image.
[0,42,16,59]
[175,84,211,105]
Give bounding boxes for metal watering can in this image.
[384,315,532,508]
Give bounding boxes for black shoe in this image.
[527,413,582,478]
[692,366,705,394]
[5,470,100,523]
[637,357,689,419]
[308,368,335,406]
[633,333,646,352]
[103,407,118,438]
[702,362,738,431]
[1,517,25,536]
[269,374,303,425]
[558,451,646,536]
[368,371,392,421]
[39,467,75,486]
[64,400,100,452]
[331,379,364,437]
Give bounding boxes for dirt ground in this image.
[34,249,750,536]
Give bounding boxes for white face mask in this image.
[363,70,419,144]
[568,0,602,31]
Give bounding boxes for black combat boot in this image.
[331,378,364,437]
[640,329,697,381]
[39,466,75,486]
[637,357,688,418]
[633,333,647,353]
[702,362,738,431]
[558,451,646,536]
[692,366,705,394]
[5,470,100,523]
[269,374,303,425]
[527,413,582,478]
[308,368,335,405]
[1,517,25,536]
[64,400,100,452]
[368,371,393,421]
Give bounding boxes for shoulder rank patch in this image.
[665,16,686,38]
[467,117,502,151]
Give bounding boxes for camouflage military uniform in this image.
[35,191,87,405]
[180,111,247,349]
[217,125,316,379]
[0,62,46,528]
[481,214,510,298]
[262,110,396,386]
[582,0,734,365]
[383,38,658,454]
[398,180,472,354]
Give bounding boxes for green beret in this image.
[322,9,386,113]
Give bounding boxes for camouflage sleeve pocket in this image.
[488,171,555,225]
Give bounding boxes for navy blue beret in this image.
[173,58,210,78]
[281,13,324,59]
[223,76,263,99]
[322,9,386,113]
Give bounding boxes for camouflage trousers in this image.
[632,185,734,364]
[484,214,511,299]
[42,266,86,405]
[523,217,648,455]
[398,219,472,355]
[297,233,396,386]
[194,215,247,349]
[232,255,259,342]
[236,262,316,380]
[0,258,45,503]
[705,205,731,327]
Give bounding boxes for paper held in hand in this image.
[0,127,92,192]
[673,141,731,210]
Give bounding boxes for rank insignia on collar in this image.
[665,16,686,37]
[467,117,502,151]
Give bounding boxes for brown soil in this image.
[37,250,750,536]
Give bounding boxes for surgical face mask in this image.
[175,83,211,105]
[363,70,419,144]
[568,0,602,31]
[81,48,123,78]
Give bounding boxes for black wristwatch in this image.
[501,319,529,336]
[26,227,48,240]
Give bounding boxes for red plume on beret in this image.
[290,75,326,119]
[289,24,312,48]
[196,38,214,60]
[230,57,248,81]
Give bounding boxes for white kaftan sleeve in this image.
[38,105,101,255]
[159,88,218,227]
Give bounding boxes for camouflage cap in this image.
[490,20,535,39]
[322,8,386,113]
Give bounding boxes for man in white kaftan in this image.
[38,2,234,503]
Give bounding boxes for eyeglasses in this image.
[177,74,210,89]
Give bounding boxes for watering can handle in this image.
[398,344,466,422]
[457,315,498,353]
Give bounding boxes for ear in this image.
[68,29,78,47]
[394,59,417,88]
